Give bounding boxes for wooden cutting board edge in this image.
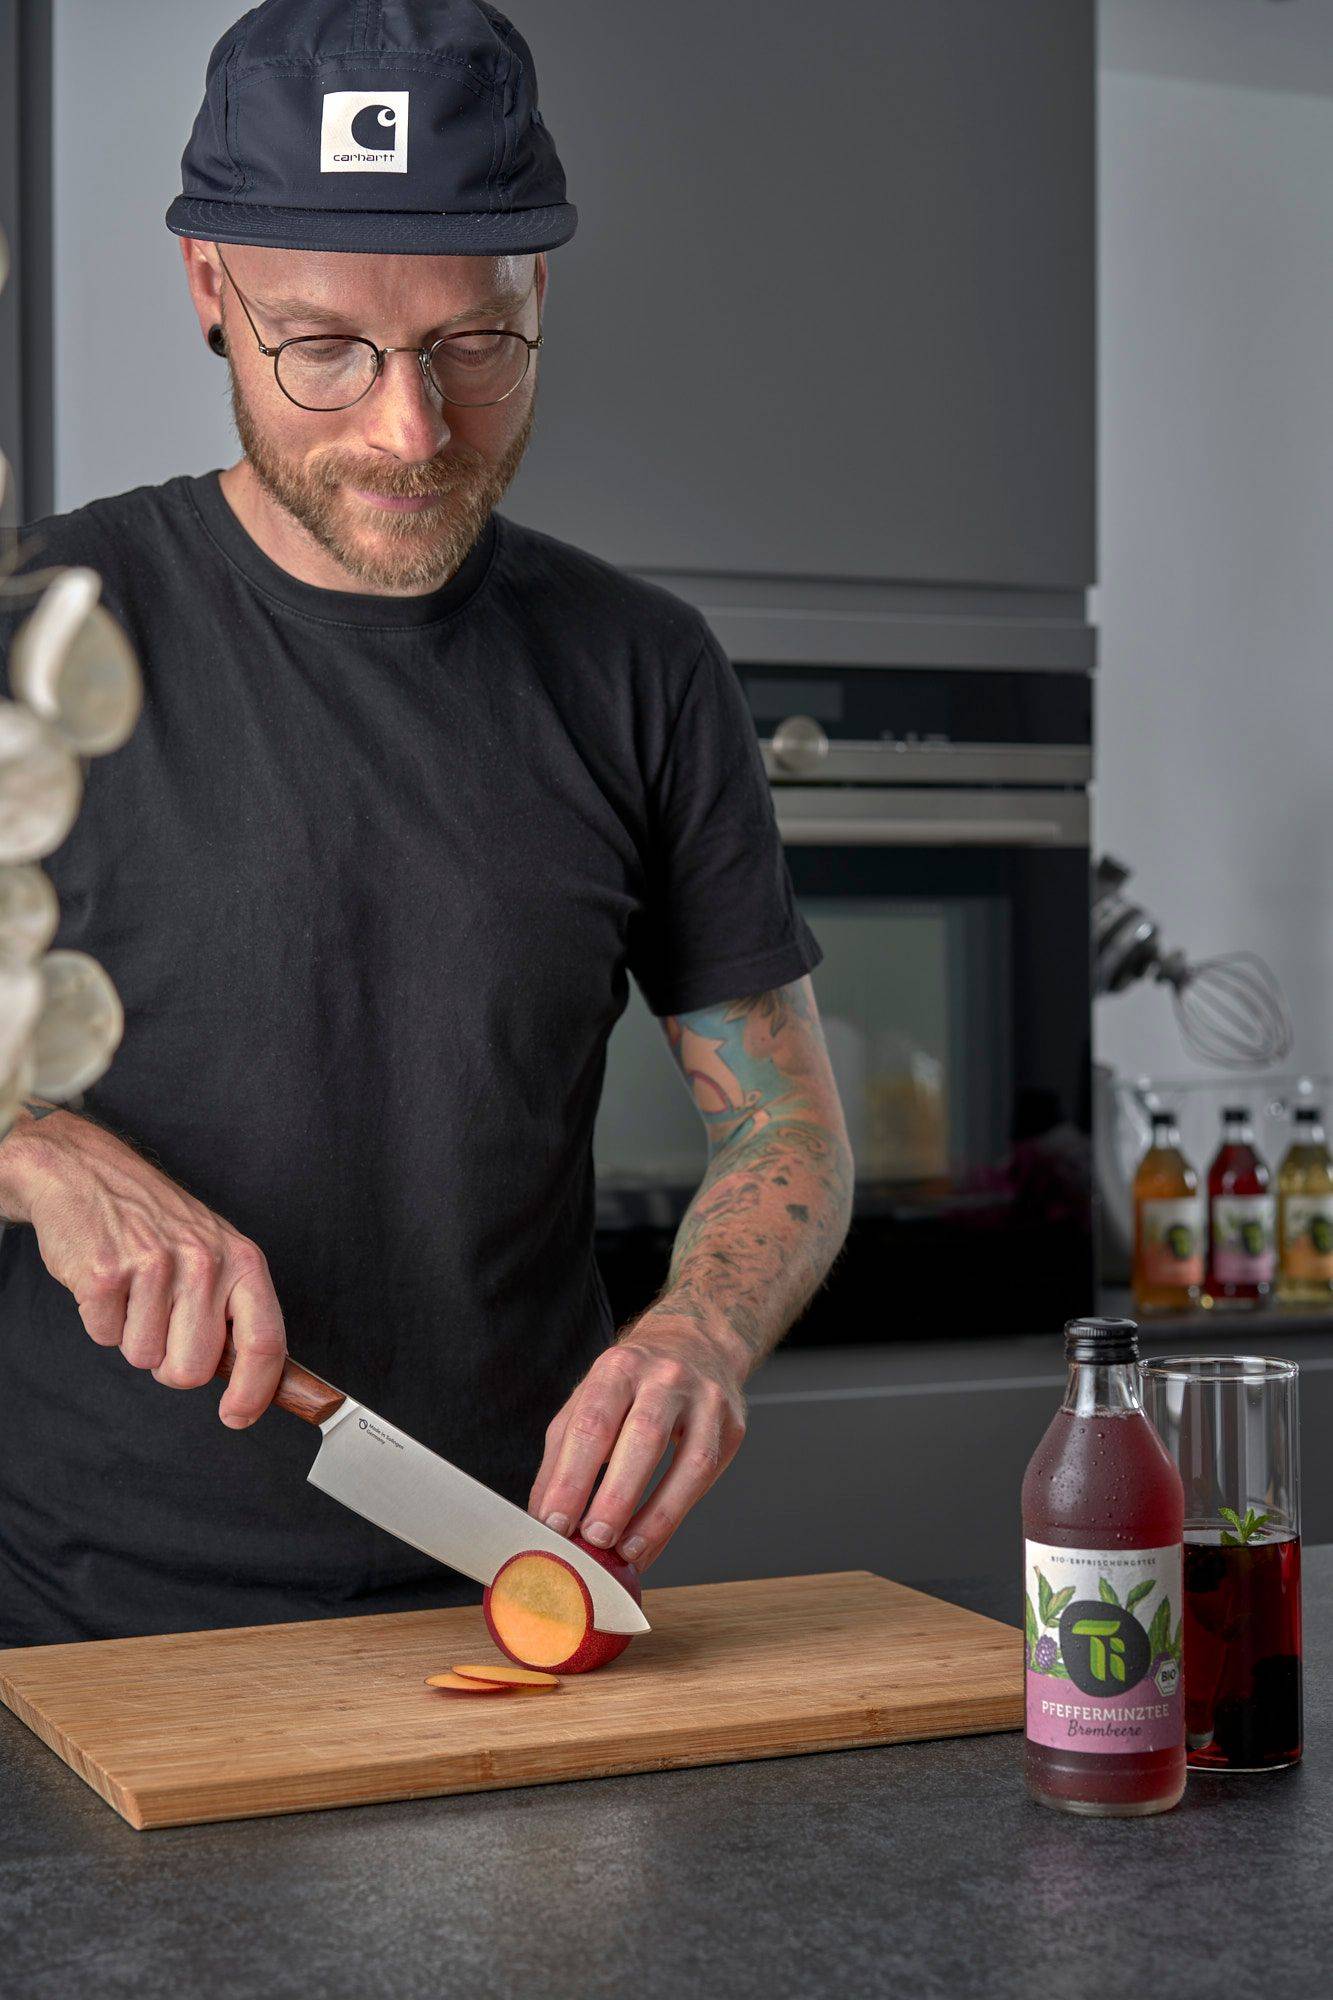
[0,1571,1024,1832]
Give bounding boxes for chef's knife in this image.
[214,1342,649,1637]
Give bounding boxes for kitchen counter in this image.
[2,1553,1326,2000]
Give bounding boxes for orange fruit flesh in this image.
[425,1672,518,1694]
[489,1552,590,1669]
[451,1663,561,1688]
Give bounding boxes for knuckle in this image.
[176,1239,221,1281]
[683,1441,722,1478]
[650,1358,690,1394]
[569,1407,616,1444]
[227,1237,269,1280]
[625,1404,672,1441]
[596,1348,640,1389]
[136,1247,173,1286]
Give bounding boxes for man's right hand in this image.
[0,1108,286,1427]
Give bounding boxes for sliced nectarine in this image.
[482,1535,642,1674]
[451,1664,561,1688]
[424,1672,519,1694]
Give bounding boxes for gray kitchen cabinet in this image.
[505,0,1094,595]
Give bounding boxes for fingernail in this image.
[621,1536,646,1562]
[543,1511,571,1536]
[582,1520,614,1547]
[220,1411,248,1429]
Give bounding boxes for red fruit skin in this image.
[483,1534,643,1675]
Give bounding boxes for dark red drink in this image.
[1183,1533,1303,1769]
[1206,1107,1275,1306]
[1023,1318,1186,1816]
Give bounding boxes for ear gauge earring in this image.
[207,324,227,357]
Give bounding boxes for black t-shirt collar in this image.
[187,469,497,629]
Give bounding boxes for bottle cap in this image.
[1295,1105,1322,1123]
[1064,1316,1139,1363]
[1151,1109,1175,1127]
[1222,1105,1250,1122]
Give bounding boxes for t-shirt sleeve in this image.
[628,629,823,1017]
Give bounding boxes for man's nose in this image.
[358,348,452,459]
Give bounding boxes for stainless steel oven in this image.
[594,666,1094,1343]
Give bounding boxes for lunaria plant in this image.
[0,227,141,1141]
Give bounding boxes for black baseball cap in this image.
[165,0,575,257]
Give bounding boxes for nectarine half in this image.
[483,1534,642,1674]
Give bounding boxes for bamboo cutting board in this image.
[0,1571,1021,1830]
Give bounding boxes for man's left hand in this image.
[526,1309,747,1570]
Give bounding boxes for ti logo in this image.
[320,90,410,174]
[358,1417,368,1430]
[1058,1598,1151,1697]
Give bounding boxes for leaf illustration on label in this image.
[1098,1576,1121,1606]
[1125,1579,1155,1613]
[1025,1593,1038,1662]
[1037,1569,1053,1624]
[1047,1585,1075,1621]
[1170,1618,1182,1664]
[1148,1597,1171,1660]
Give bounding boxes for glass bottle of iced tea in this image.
[1132,1109,1204,1314]
[1022,1317,1186,1816]
[1278,1105,1333,1306]
[1206,1106,1275,1307]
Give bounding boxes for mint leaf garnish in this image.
[1220,1505,1272,1545]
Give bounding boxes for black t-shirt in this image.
[0,472,820,1646]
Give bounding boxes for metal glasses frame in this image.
[214,247,542,412]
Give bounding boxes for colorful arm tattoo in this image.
[652,978,853,1370]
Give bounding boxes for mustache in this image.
[316,446,487,500]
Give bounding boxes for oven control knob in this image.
[770,714,829,775]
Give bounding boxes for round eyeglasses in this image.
[214,249,542,412]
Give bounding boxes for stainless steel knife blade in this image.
[306,1398,650,1636]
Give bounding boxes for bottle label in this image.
[1211,1195,1276,1282]
[1282,1195,1333,1281]
[1024,1541,1183,1754]
[1139,1197,1204,1286]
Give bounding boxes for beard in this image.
[226,345,536,593]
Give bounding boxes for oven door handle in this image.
[772,785,1088,849]
[776,814,1066,847]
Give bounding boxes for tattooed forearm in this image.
[650,978,853,1374]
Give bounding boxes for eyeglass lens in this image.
[275,332,532,411]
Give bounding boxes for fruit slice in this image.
[424,1672,519,1694]
[483,1534,643,1675]
[451,1664,561,1688]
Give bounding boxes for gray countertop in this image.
[2,1554,1325,2000]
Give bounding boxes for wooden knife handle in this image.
[216,1337,348,1427]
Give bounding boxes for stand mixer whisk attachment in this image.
[1093,858,1294,1070]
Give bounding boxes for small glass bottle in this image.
[1278,1105,1333,1306]
[1132,1110,1204,1314]
[1206,1106,1275,1307]
[1022,1318,1186,1816]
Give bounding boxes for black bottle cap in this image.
[1295,1105,1322,1123]
[1151,1109,1176,1128]
[1064,1316,1139,1363]
[1223,1105,1250,1121]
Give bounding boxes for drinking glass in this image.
[1141,1355,1301,1771]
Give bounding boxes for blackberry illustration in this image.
[1035,1635,1058,1672]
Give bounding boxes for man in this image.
[0,0,851,1647]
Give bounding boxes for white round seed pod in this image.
[0,962,44,1088]
[30,949,124,1098]
[9,569,142,756]
[0,864,60,965]
[0,1044,37,1146]
[0,701,83,863]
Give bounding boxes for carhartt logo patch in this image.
[320,90,409,173]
